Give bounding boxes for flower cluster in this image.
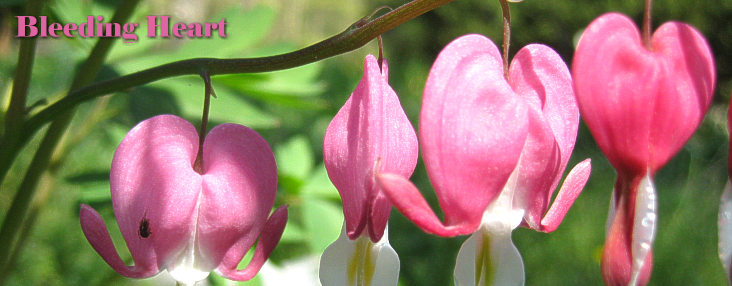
[79,8,717,286]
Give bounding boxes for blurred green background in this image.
[0,0,731,285]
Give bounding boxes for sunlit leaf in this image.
[303,198,342,253]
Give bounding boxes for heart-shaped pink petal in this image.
[573,13,715,177]
[382,34,528,234]
[80,115,285,283]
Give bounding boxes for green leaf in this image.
[301,164,339,200]
[149,78,280,129]
[275,135,314,181]
[280,220,306,243]
[215,67,327,110]
[303,198,342,253]
[173,5,276,59]
[77,184,112,205]
[109,5,276,72]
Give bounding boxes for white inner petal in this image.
[718,180,732,282]
[629,174,657,286]
[166,192,212,285]
[319,223,399,286]
[454,168,525,286]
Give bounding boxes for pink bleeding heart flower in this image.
[319,54,417,286]
[377,34,591,285]
[79,115,288,285]
[719,94,732,284]
[572,13,715,286]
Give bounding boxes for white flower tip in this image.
[319,224,399,286]
[630,174,657,285]
[454,230,524,286]
[718,181,732,279]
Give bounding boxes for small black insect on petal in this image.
[138,218,151,238]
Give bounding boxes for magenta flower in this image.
[377,34,591,285]
[572,13,715,286]
[319,55,418,286]
[79,115,288,285]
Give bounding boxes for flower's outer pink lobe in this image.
[323,55,418,242]
[80,115,286,282]
[507,44,591,231]
[112,114,202,274]
[379,34,529,236]
[573,13,715,177]
[199,123,283,279]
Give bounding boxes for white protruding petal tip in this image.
[718,180,732,281]
[319,224,399,286]
[454,229,524,286]
[630,174,657,286]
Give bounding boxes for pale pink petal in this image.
[217,206,288,281]
[421,34,528,227]
[377,173,478,237]
[79,205,159,278]
[323,55,418,241]
[539,158,592,232]
[199,123,279,267]
[510,43,579,195]
[511,106,562,230]
[109,114,202,270]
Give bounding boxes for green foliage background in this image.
[0,0,730,285]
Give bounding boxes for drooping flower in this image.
[319,54,418,286]
[572,13,715,286]
[719,94,732,284]
[377,34,591,286]
[80,114,288,285]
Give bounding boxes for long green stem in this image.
[0,0,141,275]
[193,71,214,174]
[498,0,510,78]
[3,0,43,138]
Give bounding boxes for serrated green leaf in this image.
[275,135,313,181]
[303,198,342,253]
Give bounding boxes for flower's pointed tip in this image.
[377,173,477,237]
[79,204,158,278]
[454,231,524,286]
[539,158,592,232]
[217,206,288,281]
[167,266,210,285]
[319,224,399,286]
